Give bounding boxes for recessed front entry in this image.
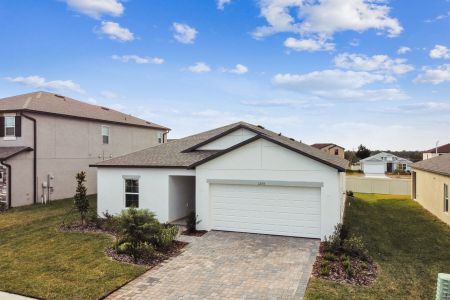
[210,183,321,238]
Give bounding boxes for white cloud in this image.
[399,102,450,112]
[187,62,211,73]
[241,98,334,108]
[172,22,198,44]
[5,75,84,93]
[414,64,450,84]
[253,0,402,43]
[100,21,134,41]
[273,70,391,90]
[313,88,408,101]
[100,90,118,99]
[397,46,411,54]
[284,37,335,52]
[429,45,450,59]
[111,54,164,64]
[217,0,232,10]
[223,64,249,74]
[66,0,124,19]
[334,53,414,74]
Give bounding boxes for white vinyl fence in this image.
[346,176,411,195]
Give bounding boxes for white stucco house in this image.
[361,152,412,175]
[92,122,349,240]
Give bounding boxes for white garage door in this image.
[364,163,385,174]
[210,183,321,238]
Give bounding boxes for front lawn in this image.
[0,196,147,300]
[306,193,450,300]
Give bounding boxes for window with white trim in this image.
[5,116,15,137]
[102,126,110,144]
[157,132,163,144]
[125,179,139,208]
[444,184,448,213]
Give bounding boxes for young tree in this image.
[356,145,371,159]
[74,171,89,226]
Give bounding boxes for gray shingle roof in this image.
[93,122,349,171]
[411,154,450,177]
[0,146,32,160]
[0,91,168,130]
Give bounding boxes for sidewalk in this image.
[0,291,35,300]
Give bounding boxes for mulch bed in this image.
[181,230,207,237]
[312,243,378,285]
[105,241,188,266]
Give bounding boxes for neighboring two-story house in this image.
[0,91,169,207]
[311,143,345,159]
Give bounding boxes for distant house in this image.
[0,92,169,207]
[311,143,345,159]
[360,152,412,175]
[423,143,450,160]
[411,154,449,226]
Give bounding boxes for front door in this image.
[387,163,393,172]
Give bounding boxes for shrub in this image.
[102,211,119,233]
[342,235,369,260]
[346,190,354,197]
[342,255,353,277]
[320,260,330,276]
[323,252,336,262]
[73,171,89,226]
[186,211,201,233]
[88,209,102,228]
[323,223,350,253]
[155,224,179,249]
[0,201,7,212]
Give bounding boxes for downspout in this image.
[21,113,37,204]
[1,161,11,208]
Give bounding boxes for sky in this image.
[1,0,450,151]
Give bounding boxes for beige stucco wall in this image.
[0,112,166,206]
[320,145,345,159]
[413,168,450,226]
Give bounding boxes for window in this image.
[102,126,110,144]
[125,179,139,207]
[5,116,15,137]
[334,149,339,156]
[157,132,163,144]
[444,184,449,213]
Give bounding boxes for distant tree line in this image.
[344,144,423,163]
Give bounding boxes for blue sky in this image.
[1,0,450,150]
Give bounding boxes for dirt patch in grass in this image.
[106,241,188,266]
[312,244,378,286]
[181,230,207,237]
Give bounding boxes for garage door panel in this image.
[210,183,321,238]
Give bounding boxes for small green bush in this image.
[320,260,330,276]
[323,252,336,262]
[102,211,119,233]
[346,190,354,197]
[323,223,350,253]
[186,211,201,233]
[342,235,369,260]
[156,224,179,249]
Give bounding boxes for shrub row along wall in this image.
[346,177,411,195]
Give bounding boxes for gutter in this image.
[1,161,12,207]
[21,113,37,204]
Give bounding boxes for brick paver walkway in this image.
[108,231,320,300]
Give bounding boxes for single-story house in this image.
[423,142,450,160]
[92,122,349,240]
[360,152,412,175]
[311,143,345,159]
[411,154,449,226]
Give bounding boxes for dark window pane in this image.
[126,194,139,208]
[125,179,139,193]
[5,127,15,136]
[103,135,109,144]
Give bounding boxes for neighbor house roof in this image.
[411,154,450,177]
[93,122,349,171]
[311,143,344,150]
[0,146,33,160]
[0,91,168,130]
[361,152,412,163]
[424,143,450,154]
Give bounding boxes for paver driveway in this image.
[108,231,320,300]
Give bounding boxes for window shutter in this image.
[15,116,21,137]
[0,117,4,137]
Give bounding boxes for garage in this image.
[210,182,321,238]
[363,163,385,174]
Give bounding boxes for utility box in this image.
[437,273,450,300]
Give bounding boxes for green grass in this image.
[305,193,450,300]
[0,196,147,300]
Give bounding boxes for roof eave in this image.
[411,165,450,177]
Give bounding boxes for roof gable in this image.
[412,153,450,177]
[424,143,450,154]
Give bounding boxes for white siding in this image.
[196,139,343,240]
[197,128,256,150]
